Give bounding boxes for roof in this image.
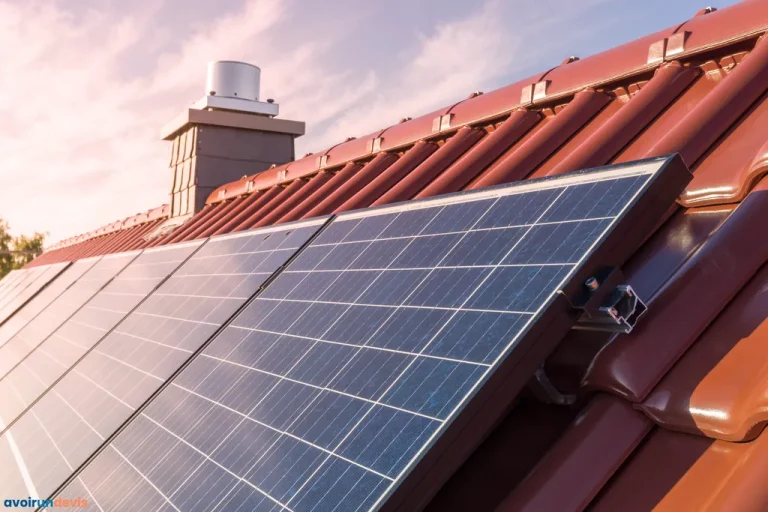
[22,1,768,509]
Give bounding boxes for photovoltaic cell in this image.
[0,262,71,326]
[0,219,327,503]
[0,269,23,294]
[0,267,46,315]
[0,254,139,380]
[0,241,204,429]
[52,158,678,511]
[0,262,96,350]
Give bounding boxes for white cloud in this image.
[0,0,376,242]
[0,0,609,244]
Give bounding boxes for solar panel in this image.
[0,261,101,350]
[0,241,204,429]
[48,156,689,511]
[0,269,25,297]
[0,254,138,379]
[0,219,328,504]
[0,263,71,328]
[0,267,46,314]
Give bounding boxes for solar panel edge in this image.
[42,216,333,506]
[0,244,206,438]
[0,262,72,330]
[377,154,693,512]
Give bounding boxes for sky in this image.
[0,0,741,244]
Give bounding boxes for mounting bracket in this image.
[560,267,647,334]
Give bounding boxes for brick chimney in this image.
[160,61,304,219]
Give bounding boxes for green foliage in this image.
[0,218,46,279]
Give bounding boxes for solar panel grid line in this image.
[250,296,537,315]
[227,327,492,368]
[8,339,149,416]
[12,218,331,506]
[0,260,102,351]
[280,179,574,508]
[50,157,691,512]
[0,269,34,298]
[58,184,563,511]
[0,252,173,431]
[0,254,136,380]
[0,415,39,500]
[199,204,484,509]
[196,351,443,425]
[0,269,21,293]
[138,408,295,510]
[51,221,336,508]
[45,218,332,510]
[0,263,71,327]
[0,260,126,381]
[0,268,44,314]
[0,242,204,436]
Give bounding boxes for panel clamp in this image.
[560,267,647,334]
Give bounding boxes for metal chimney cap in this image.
[206,60,261,101]
[195,60,278,117]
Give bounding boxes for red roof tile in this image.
[496,395,652,512]
[639,260,768,442]
[592,428,768,512]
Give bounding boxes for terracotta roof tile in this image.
[496,395,652,512]
[592,428,768,512]
[639,260,768,441]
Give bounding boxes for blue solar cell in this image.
[0,219,327,503]
[464,265,573,312]
[290,457,389,512]
[323,305,394,345]
[52,158,680,511]
[0,244,203,429]
[365,307,453,352]
[425,310,529,363]
[245,434,325,502]
[329,348,411,400]
[0,254,136,380]
[0,262,70,327]
[338,405,440,477]
[404,267,491,308]
[382,357,486,419]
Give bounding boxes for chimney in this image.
[160,61,305,219]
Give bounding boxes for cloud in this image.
[0,0,610,244]
[0,0,371,242]
[293,0,613,152]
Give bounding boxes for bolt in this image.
[585,277,599,291]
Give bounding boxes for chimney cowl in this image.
[207,60,260,100]
[192,60,279,117]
